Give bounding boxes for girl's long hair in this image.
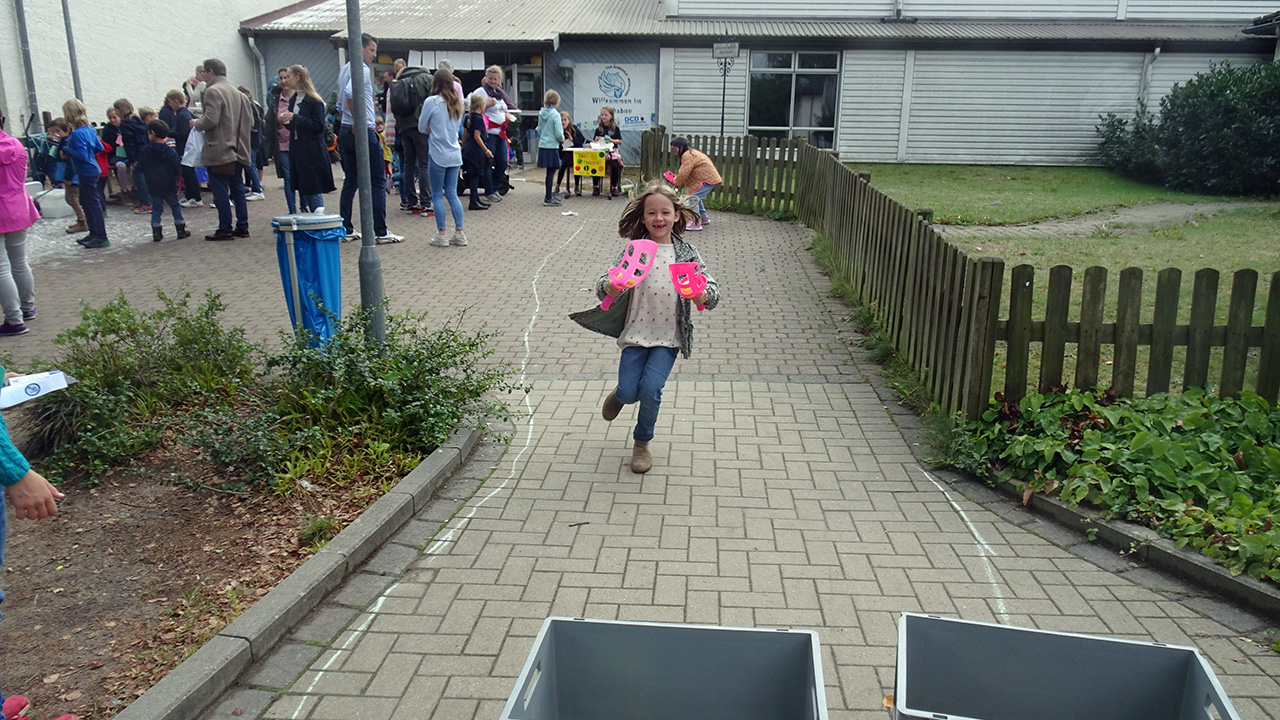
[617,180,697,240]
[288,65,323,103]
[598,105,617,131]
[62,98,89,127]
[432,68,463,120]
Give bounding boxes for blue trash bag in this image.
[275,222,345,345]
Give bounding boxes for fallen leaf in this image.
[883,694,894,708]
[59,690,82,701]
[43,673,60,683]
[232,709,245,717]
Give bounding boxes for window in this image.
[748,51,839,149]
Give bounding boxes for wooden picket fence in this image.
[639,128,800,214]
[642,130,1280,417]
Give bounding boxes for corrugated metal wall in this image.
[1146,53,1263,107]
[259,37,341,102]
[674,0,1277,20]
[1125,1,1278,21]
[837,50,907,162]
[544,42,660,165]
[668,48,748,138]
[903,51,1142,165]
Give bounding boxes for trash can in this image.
[273,214,344,344]
[893,613,1241,720]
[501,617,828,720]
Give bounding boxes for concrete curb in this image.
[976,475,1280,618]
[113,426,478,720]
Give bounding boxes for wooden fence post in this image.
[1145,268,1182,396]
[742,134,758,211]
[1258,270,1280,405]
[1220,269,1258,398]
[962,257,1004,419]
[1004,264,1034,403]
[1038,265,1072,392]
[1074,266,1107,391]
[1184,269,1219,391]
[1112,267,1143,397]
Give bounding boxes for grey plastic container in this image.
[500,617,828,720]
[894,613,1241,720]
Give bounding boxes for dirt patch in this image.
[0,451,363,719]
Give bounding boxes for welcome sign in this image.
[572,63,656,131]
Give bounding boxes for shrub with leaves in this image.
[1096,60,1280,195]
[953,388,1280,583]
[28,290,260,481]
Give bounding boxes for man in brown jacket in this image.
[194,58,251,241]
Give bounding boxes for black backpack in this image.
[388,70,422,118]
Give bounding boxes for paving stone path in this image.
[11,174,1278,720]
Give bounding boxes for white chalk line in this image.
[287,218,591,717]
[919,467,1010,623]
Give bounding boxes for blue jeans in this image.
[279,150,297,214]
[132,164,151,207]
[615,345,679,442]
[245,146,264,192]
[208,168,248,233]
[690,181,716,221]
[78,172,107,238]
[150,193,185,227]
[428,157,463,232]
[338,125,387,236]
[301,193,324,213]
[484,133,508,194]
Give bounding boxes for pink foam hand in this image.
[600,239,658,310]
[663,171,677,183]
[669,262,707,311]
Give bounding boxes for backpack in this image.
[388,70,422,118]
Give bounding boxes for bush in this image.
[953,388,1280,583]
[1096,60,1280,195]
[23,293,522,495]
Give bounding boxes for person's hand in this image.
[604,282,623,298]
[5,469,63,520]
[189,119,196,128]
[694,291,709,306]
[3,372,19,382]
[280,112,294,125]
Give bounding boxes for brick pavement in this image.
[14,170,1279,720]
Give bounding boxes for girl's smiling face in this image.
[107,110,120,126]
[599,109,613,126]
[643,193,678,244]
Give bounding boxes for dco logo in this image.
[24,383,40,397]
[598,66,630,100]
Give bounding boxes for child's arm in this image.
[595,248,628,300]
[671,152,693,187]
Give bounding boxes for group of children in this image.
[535,99,627,206]
[43,100,195,248]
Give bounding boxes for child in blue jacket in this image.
[61,99,110,248]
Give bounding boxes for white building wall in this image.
[1146,53,1264,107]
[903,51,1143,164]
[0,0,267,135]
[837,50,907,162]
[669,47,747,137]
[674,0,1277,20]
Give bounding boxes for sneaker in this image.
[450,231,467,247]
[0,322,29,337]
[21,307,36,321]
[2,694,30,717]
[686,219,703,231]
[429,232,450,247]
[701,216,711,225]
[484,194,503,204]
[375,232,403,244]
[75,234,94,246]
[342,231,361,243]
[409,205,423,215]
[245,192,265,201]
[179,198,202,208]
[82,235,110,249]
[543,197,563,206]
[133,205,152,214]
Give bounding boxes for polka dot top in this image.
[619,243,680,350]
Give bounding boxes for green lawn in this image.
[945,206,1280,395]
[847,164,1223,225]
